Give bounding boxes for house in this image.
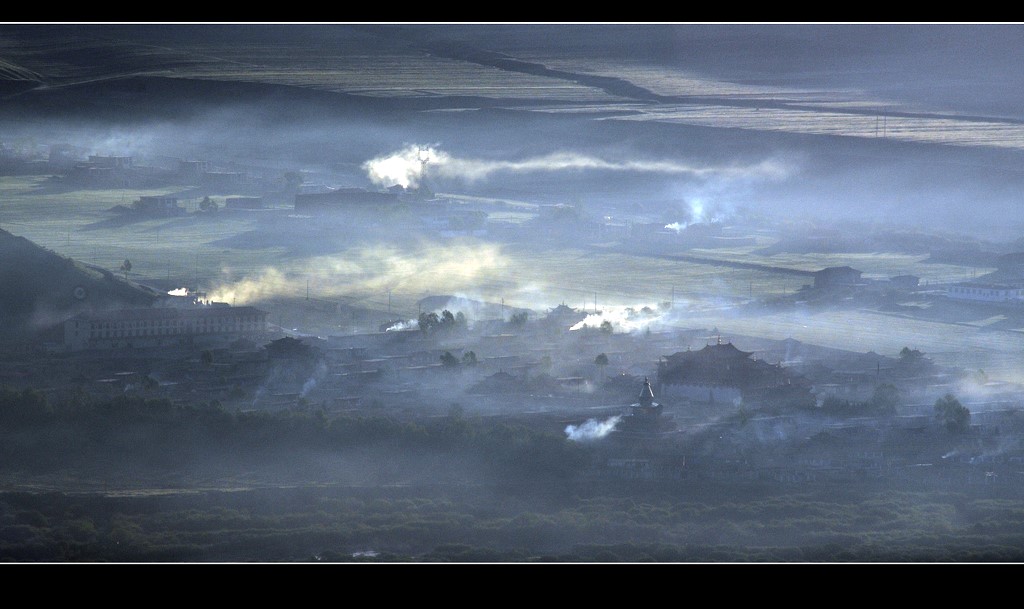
[225,196,264,210]
[134,195,184,216]
[889,275,920,289]
[813,266,863,289]
[202,171,247,188]
[88,155,133,169]
[294,188,399,214]
[179,160,211,179]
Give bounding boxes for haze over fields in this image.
[4,24,1024,562]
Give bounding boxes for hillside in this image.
[0,228,158,338]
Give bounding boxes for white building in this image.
[63,306,267,351]
[947,283,1023,303]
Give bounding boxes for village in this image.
[3,138,1024,497]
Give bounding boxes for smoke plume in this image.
[565,415,621,441]
[208,241,507,305]
[570,303,672,334]
[363,144,792,188]
[664,198,729,232]
[384,319,419,332]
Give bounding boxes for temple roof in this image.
[664,342,752,363]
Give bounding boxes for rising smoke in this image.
[570,303,678,334]
[565,416,622,441]
[363,144,793,189]
[664,198,730,232]
[208,241,507,305]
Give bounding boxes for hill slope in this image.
[0,228,158,338]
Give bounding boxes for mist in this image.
[4,23,1024,563]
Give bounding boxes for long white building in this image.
[63,305,267,351]
[947,283,1023,303]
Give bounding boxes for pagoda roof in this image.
[665,342,753,362]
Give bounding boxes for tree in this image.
[418,312,440,334]
[462,351,478,367]
[934,393,970,433]
[509,311,528,328]
[897,346,932,376]
[199,196,218,212]
[599,320,613,335]
[867,383,900,415]
[120,259,132,281]
[440,351,460,368]
[440,309,456,330]
[900,347,924,361]
[594,353,609,382]
[141,375,159,392]
[419,310,466,335]
[539,355,552,374]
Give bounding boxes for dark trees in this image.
[934,393,970,433]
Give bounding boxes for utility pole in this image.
[387,289,392,314]
[501,297,505,320]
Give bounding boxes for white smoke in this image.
[300,362,328,398]
[167,287,189,296]
[208,241,507,305]
[385,319,419,332]
[570,304,669,334]
[664,198,727,232]
[362,145,445,188]
[363,144,792,188]
[565,415,621,441]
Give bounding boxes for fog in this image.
[3,23,1024,563]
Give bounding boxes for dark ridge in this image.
[0,228,158,338]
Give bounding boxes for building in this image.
[225,196,264,210]
[65,155,135,186]
[813,266,863,289]
[543,303,588,331]
[134,195,184,216]
[889,275,920,289]
[294,188,399,214]
[616,377,673,433]
[202,171,247,188]
[87,155,133,169]
[63,306,268,351]
[947,283,1023,303]
[657,340,813,407]
[178,160,212,179]
[49,144,84,166]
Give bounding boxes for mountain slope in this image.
[0,228,158,338]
